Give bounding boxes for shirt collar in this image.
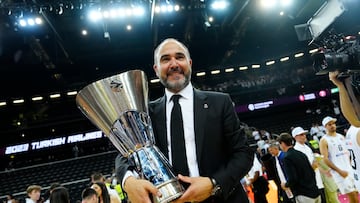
[165,82,193,104]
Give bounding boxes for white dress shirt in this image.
[165,82,199,177]
[294,142,324,189]
[122,83,200,187]
[275,151,287,184]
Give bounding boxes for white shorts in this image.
[334,175,357,194]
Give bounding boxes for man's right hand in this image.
[123,176,161,203]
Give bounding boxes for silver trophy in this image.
[76,70,184,203]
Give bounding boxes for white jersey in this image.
[322,133,353,182]
[346,125,360,190]
[294,142,324,189]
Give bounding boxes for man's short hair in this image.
[277,133,294,146]
[26,185,41,194]
[268,141,280,149]
[45,182,62,196]
[153,38,191,65]
[82,188,97,200]
[91,172,104,182]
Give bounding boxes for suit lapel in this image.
[151,95,168,157]
[193,89,207,166]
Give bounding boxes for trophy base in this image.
[153,178,185,203]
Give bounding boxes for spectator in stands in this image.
[49,187,70,203]
[319,116,359,203]
[81,188,99,203]
[25,185,42,203]
[310,123,326,141]
[5,194,16,203]
[44,183,62,203]
[72,144,79,158]
[91,181,120,203]
[277,133,321,203]
[291,127,325,203]
[90,172,122,203]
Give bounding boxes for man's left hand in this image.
[172,174,213,203]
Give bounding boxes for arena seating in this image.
[0,151,118,203]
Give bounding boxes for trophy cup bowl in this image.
[76,70,184,203]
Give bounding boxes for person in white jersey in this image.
[291,127,325,203]
[345,125,360,191]
[319,116,359,203]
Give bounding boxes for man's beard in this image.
[160,74,191,92]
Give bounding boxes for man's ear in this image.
[153,64,159,77]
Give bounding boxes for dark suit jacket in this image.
[283,147,320,198]
[116,88,253,202]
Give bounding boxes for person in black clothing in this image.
[277,133,321,203]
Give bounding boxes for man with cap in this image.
[292,127,325,203]
[319,116,359,203]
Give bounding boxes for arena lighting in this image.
[0,101,6,106]
[260,0,292,9]
[211,70,220,75]
[196,72,206,76]
[66,91,77,96]
[294,52,304,57]
[50,93,61,99]
[87,6,146,22]
[13,99,25,104]
[154,4,181,14]
[81,29,88,35]
[225,68,234,72]
[307,0,346,42]
[210,0,229,10]
[252,64,261,68]
[17,16,43,27]
[280,56,290,62]
[266,60,275,66]
[150,78,160,83]
[309,48,318,54]
[239,66,248,70]
[31,96,43,101]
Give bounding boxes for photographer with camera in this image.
[328,71,360,127]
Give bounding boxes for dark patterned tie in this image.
[170,94,189,176]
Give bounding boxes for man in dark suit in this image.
[277,133,321,203]
[115,38,253,203]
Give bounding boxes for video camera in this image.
[294,0,360,76]
[312,31,360,76]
